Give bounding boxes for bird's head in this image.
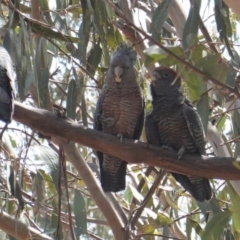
[107,44,137,86]
[151,66,182,97]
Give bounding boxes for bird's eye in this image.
[163,72,169,78]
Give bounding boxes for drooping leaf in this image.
[195,53,229,83]
[32,171,44,215]
[78,0,92,64]
[151,0,174,40]
[8,169,24,210]
[182,0,201,50]
[35,38,49,108]
[227,183,240,234]
[201,210,231,240]
[196,81,209,134]
[74,190,87,237]
[87,42,102,76]
[188,218,204,237]
[67,79,77,120]
[214,0,234,58]
[144,45,184,66]
[51,204,63,239]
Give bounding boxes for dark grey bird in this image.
[94,44,144,192]
[145,66,212,201]
[0,46,15,136]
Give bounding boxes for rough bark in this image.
[13,101,240,180]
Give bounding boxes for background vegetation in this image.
[0,0,239,239]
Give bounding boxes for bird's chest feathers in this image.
[101,89,142,136]
[153,108,189,150]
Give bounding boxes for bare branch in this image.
[13,102,240,180]
[0,211,53,240]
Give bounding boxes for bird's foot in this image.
[178,146,185,160]
[162,145,173,150]
[101,117,115,128]
[117,133,123,142]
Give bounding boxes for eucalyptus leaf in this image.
[202,210,231,240]
[182,0,201,50]
[151,0,173,40]
[67,79,77,120]
[74,190,87,237]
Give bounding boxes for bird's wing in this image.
[133,97,145,140]
[145,113,162,146]
[93,91,105,169]
[0,86,11,104]
[183,101,206,155]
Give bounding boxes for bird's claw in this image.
[178,146,185,160]
[117,133,123,142]
[162,145,173,150]
[101,117,115,128]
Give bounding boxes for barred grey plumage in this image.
[146,66,212,202]
[94,44,144,192]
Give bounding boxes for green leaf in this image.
[227,183,240,234]
[195,53,229,83]
[124,185,133,203]
[182,69,201,102]
[182,0,201,50]
[214,0,234,58]
[232,110,240,157]
[51,204,63,239]
[8,169,25,210]
[32,171,44,214]
[138,224,155,234]
[87,43,102,76]
[201,210,231,240]
[74,190,87,237]
[28,145,59,192]
[129,184,144,203]
[25,17,80,43]
[188,218,204,237]
[39,170,58,199]
[196,81,209,134]
[78,0,92,64]
[157,210,173,225]
[35,38,49,108]
[144,45,184,66]
[52,13,68,33]
[151,0,174,40]
[67,79,77,120]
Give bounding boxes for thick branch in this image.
[13,102,240,180]
[0,211,52,240]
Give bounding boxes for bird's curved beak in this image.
[114,66,123,83]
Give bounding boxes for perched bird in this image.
[94,44,144,192]
[146,66,212,202]
[0,46,15,124]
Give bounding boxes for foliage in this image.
[0,0,239,239]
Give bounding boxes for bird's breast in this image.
[101,88,143,137]
[154,109,197,153]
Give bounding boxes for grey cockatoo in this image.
[145,66,212,202]
[94,44,144,192]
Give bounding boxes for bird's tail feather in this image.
[172,173,212,202]
[101,155,127,192]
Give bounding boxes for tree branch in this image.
[13,102,240,180]
[0,211,53,240]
